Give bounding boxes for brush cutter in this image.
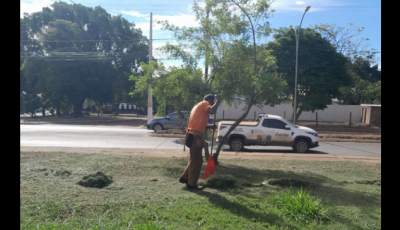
[202,112,218,180]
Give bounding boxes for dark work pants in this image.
[180,135,204,186]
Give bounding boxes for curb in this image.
[148,133,186,138]
[147,133,381,143]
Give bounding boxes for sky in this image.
[20,0,381,71]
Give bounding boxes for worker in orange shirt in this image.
[179,94,221,190]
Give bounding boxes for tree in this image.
[338,75,370,105]
[266,27,353,121]
[131,61,204,118]
[312,23,378,63]
[336,56,381,105]
[311,24,381,105]
[351,57,381,83]
[366,81,381,104]
[155,0,286,162]
[20,1,148,117]
[20,92,42,117]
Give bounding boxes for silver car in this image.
[147,111,188,132]
[147,111,213,132]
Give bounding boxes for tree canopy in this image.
[20,1,148,117]
[266,27,353,120]
[131,61,204,115]
[311,23,381,105]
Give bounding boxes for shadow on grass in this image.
[186,190,290,227]
[163,162,380,220]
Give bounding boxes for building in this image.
[361,104,381,127]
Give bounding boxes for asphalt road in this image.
[20,124,381,158]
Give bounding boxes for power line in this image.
[20,39,175,42]
[154,49,172,67]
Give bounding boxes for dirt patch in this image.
[20,146,381,163]
[206,177,236,189]
[345,180,381,186]
[77,171,113,188]
[267,177,315,188]
[54,169,72,177]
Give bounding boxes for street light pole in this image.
[147,12,153,120]
[292,6,311,125]
[22,91,26,122]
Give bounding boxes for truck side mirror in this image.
[285,125,290,130]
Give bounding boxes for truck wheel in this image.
[293,139,309,153]
[230,138,244,151]
[153,123,163,132]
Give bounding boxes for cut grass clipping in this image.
[271,187,329,222]
[77,171,113,188]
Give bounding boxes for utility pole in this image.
[22,91,26,122]
[147,12,153,120]
[204,10,210,84]
[197,9,211,103]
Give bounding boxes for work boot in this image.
[186,184,204,190]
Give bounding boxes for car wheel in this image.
[293,139,309,153]
[229,137,244,151]
[153,123,163,132]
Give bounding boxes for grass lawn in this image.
[20,151,381,229]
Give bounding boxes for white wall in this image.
[216,101,362,123]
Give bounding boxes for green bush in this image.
[272,187,329,222]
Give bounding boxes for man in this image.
[179,94,221,190]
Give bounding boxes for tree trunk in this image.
[72,97,85,118]
[213,95,255,163]
[68,91,86,118]
[73,103,83,118]
[56,107,61,117]
[295,107,304,122]
[114,102,119,115]
[41,107,47,117]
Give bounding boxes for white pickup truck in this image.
[216,114,319,153]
